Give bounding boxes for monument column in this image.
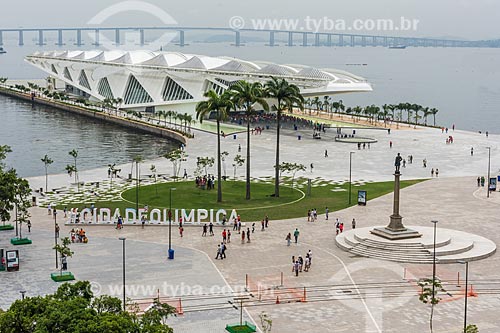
[387,171,405,231]
[371,154,421,240]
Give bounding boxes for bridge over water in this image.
[0,26,498,48]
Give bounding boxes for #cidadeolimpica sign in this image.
[66,208,239,225]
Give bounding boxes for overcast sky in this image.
[1,0,499,40]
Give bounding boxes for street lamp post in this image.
[486,147,491,198]
[458,260,469,332]
[54,209,58,269]
[431,220,438,303]
[349,152,355,205]
[168,188,177,254]
[119,237,126,311]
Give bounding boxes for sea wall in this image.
[0,88,188,145]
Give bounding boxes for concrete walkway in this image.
[3,123,500,332]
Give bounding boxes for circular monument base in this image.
[336,226,496,264]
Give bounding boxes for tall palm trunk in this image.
[45,166,49,192]
[274,101,281,197]
[216,114,222,202]
[246,112,251,200]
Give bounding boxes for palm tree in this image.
[381,104,390,127]
[422,107,431,126]
[322,96,331,116]
[264,77,304,197]
[113,98,123,116]
[184,113,193,132]
[353,106,362,122]
[338,99,345,119]
[196,90,234,202]
[229,81,269,200]
[68,149,79,192]
[305,98,312,114]
[41,155,53,193]
[312,96,321,114]
[430,108,439,126]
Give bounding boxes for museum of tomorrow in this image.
[26,50,372,114]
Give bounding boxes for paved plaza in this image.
[2,123,500,332]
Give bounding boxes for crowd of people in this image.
[70,228,88,243]
[195,175,215,190]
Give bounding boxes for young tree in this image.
[196,157,215,177]
[68,149,79,192]
[232,154,245,180]
[150,164,158,196]
[14,177,31,239]
[163,148,186,181]
[221,151,229,179]
[259,311,273,333]
[41,154,53,193]
[418,278,444,333]
[53,237,74,276]
[277,162,306,188]
[264,77,304,197]
[196,90,234,202]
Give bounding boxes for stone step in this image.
[431,240,474,256]
[354,234,427,248]
[335,234,353,251]
[349,248,435,263]
[355,239,428,252]
[350,246,433,259]
[353,231,452,249]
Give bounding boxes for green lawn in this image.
[78,178,425,222]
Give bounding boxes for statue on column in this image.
[395,153,402,173]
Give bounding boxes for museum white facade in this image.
[26,50,372,113]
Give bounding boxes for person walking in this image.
[324,149,328,158]
[471,147,474,156]
[202,223,207,237]
[27,220,31,233]
[325,207,329,220]
[233,218,238,231]
[179,226,184,238]
[352,218,356,229]
[61,256,68,271]
[215,244,222,260]
[310,163,314,173]
[221,242,226,259]
[307,250,312,265]
[55,223,60,238]
[431,168,434,177]
[477,177,481,187]
[241,230,246,244]
[389,141,393,148]
[307,209,311,222]
[293,228,300,244]
[227,230,231,243]
[209,222,214,236]
[247,228,251,243]
[286,233,291,246]
[265,215,269,228]
[435,168,439,177]
[293,260,300,277]
[261,219,265,231]
[222,229,227,243]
